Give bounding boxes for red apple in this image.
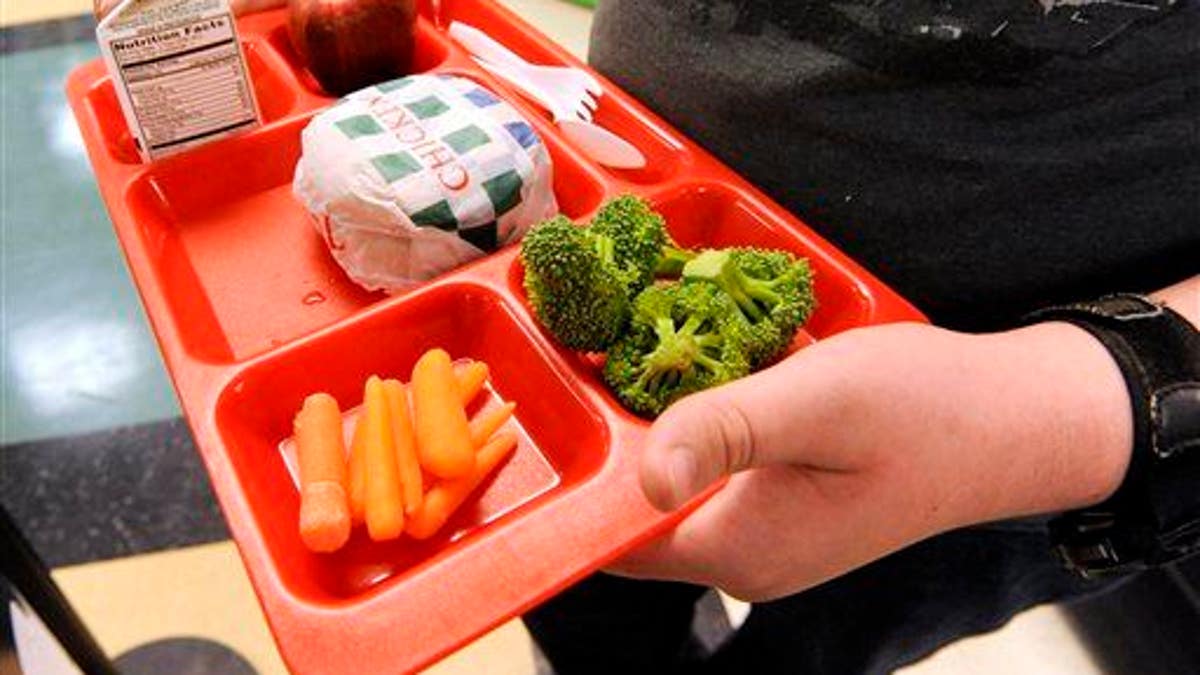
[288,0,418,96]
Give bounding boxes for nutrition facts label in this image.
[104,10,259,159]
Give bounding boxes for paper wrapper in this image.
[294,74,557,293]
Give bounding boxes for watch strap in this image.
[1025,293,1200,577]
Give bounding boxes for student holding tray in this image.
[526,1,1199,673]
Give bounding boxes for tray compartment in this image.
[125,115,378,362]
[586,102,687,185]
[124,99,608,362]
[78,40,298,165]
[213,281,609,602]
[507,182,875,415]
[262,15,453,100]
[652,183,873,339]
[421,0,686,184]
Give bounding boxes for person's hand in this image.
[607,321,1134,601]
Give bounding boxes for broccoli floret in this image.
[682,248,816,366]
[590,195,695,284]
[590,195,665,285]
[521,215,634,351]
[603,282,751,417]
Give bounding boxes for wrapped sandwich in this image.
[295,74,557,292]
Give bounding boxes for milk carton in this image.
[97,0,262,161]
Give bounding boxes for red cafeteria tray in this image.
[66,2,926,672]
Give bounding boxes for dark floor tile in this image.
[0,419,229,568]
[114,638,257,675]
[1,15,96,54]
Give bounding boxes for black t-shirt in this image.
[589,0,1198,330]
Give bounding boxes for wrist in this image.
[962,322,1133,524]
[1036,322,1134,511]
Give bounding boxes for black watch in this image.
[1025,293,1200,579]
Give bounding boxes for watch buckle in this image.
[1056,539,1142,579]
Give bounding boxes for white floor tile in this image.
[897,605,1103,675]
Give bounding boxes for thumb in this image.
[639,352,843,511]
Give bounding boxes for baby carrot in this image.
[294,393,348,489]
[406,431,518,540]
[468,401,517,449]
[383,379,423,515]
[363,376,404,541]
[412,349,476,479]
[454,360,490,407]
[293,393,351,553]
[347,412,368,525]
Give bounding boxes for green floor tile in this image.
[2,42,180,445]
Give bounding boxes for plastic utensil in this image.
[449,21,601,119]
[474,58,647,169]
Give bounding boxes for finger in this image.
[609,468,796,583]
[639,346,855,512]
[611,465,911,601]
[611,467,853,600]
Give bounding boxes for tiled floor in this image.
[2,2,1196,674]
[55,541,545,675]
[52,538,1106,675]
[1,39,180,445]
